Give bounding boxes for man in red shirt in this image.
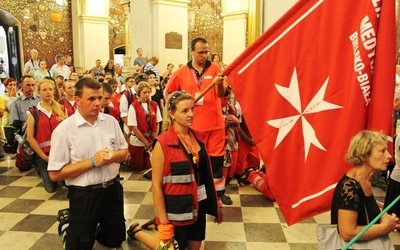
[165,37,232,205]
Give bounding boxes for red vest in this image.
[111,93,122,114]
[132,100,158,140]
[103,106,120,121]
[60,97,76,117]
[156,128,219,226]
[35,111,63,153]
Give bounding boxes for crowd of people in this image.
[0,37,267,250]
[3,38,400,249]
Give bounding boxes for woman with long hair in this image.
[34,60,51,82]
[104,59,115,77]
[127,91,222,249]
[26,79,67,192]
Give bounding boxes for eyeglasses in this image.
[195,51,210,55]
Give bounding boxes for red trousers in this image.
[235,140,260,175]
[248,171,275,201]
[128,145,151,171]
[223,150,238,180]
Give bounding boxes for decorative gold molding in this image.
[247,0,260,46]
[152,0,191,7]
[221,11,248,20]
[79,15,110,24]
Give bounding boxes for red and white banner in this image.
[224,0,395,225]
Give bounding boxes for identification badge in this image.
[197,184,207,201]
[195,92,204,105]
[204,75,212,80]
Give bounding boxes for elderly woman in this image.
[91,59,104,79]
[331,130,400,242]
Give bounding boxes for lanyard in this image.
[174,128,199,165]
[140,101,152,134]
[190,69,205,88]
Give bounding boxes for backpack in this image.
[15,106,39,172]
[119,89,137,130]
[123,88,137,105]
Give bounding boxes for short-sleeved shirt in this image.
[119,87,137,118]
[9,93,41,124]
[48,111,128,186]
[50,64,71,79]
[34,70,51,80]
[134,57,146,68]
[165,60,224,132]
[330,175,380,226]
[24,59,40,75]
[127,102,162,146]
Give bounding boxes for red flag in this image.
[224,0,395,225]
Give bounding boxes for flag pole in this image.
[342,194,400,250]
[194,81,217,104]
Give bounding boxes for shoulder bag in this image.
[316,203,394,249]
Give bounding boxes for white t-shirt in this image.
[127,102,162,146]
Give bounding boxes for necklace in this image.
[175,128,199,164]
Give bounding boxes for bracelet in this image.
[90,157,96,168]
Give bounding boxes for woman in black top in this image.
[331,130,399,241]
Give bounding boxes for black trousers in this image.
[66,181,125,250]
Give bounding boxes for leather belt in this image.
[69,176,124,190]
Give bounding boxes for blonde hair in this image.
[345,130,387,165]
[162,91,194,132]
[37,79,67,120]
[137,81,151,96]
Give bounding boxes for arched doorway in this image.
[0,10,23,83]
[114,45,125,67]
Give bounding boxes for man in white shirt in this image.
[48,77,129,249]
[50,54,71,79]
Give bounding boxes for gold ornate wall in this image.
[188,0,223,60]
[109,0,126,58]
[0,0,73,66]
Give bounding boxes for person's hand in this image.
[380,213,400,233]
[42,154,49,162]
[214,198,223,224]
[213,74,224,85]
[92,148,112,167]
[102,148,116,165]
[144,142,152,152]
[226,114,239,125]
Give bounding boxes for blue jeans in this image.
[36,155,57,193]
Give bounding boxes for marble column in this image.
[130,0,190,73]
[221,0,248,64]
[71,0,110,74]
